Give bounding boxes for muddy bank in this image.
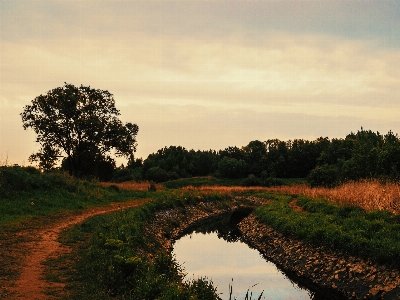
[238,214,400,300]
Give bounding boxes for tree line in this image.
[21,84,400,187]
[112,128,400,186]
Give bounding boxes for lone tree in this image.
[21,83,139,177]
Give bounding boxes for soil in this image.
[0,199,148,300]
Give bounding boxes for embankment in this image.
[145,197,400,300]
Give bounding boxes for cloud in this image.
[1,0,399,164]
[3,30,399,107]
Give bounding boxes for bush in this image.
[263,177,284,187]
[0,166,78,196]
[145,167,170,183]
[307,164,339,187]
[241,174,262,186]
[112,168,134,183]
[167,171,180,181]
[148,181,157,192]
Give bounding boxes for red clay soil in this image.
[0,199,148,300]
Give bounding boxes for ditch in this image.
[172,210,343,300]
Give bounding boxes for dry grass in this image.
[99,181,164,191]
[265,180,400,214]
[184,180,400,214]
[100,180,400,214]
[182,185,271,194]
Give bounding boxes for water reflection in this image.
[173,231,312,300]
[172,211,313,300]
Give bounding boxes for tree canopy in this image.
[21,83,138,177]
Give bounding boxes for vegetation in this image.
[308,129,400,186]
[11,85,400,297]
[254,193,400,266]
[262,180,400,214]
[20,83,138,178]
[0,165,145,226]
[112,128,400,187]
[60,191,230,299]
[19,102,400,187]
[2,166,400,298]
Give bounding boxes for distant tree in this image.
[145,166,170,183]
[21,83,138,177]
[242,140,267,177]
[219,146,246,161]
[264,139,289,177]
[217,156,247,178]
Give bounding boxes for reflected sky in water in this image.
[173,232,312,300]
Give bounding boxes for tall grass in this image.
[99,181,164,191]
[265,180,400,214]
[182,180,400,214]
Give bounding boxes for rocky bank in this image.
[144,197,400,299]
[239,214,400,300]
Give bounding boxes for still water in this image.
[173,231,313,299]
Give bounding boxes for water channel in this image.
[172,210,327,300]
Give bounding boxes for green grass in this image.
[0,166,147,226]
[163,176,306,189]
[254,194,400,266]
[3,166,399,297]
[60,191,229,299]
[163,177,243,189]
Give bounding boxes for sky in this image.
[1,0,399,166]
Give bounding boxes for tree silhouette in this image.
[21,83,138,177]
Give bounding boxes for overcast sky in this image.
[1,0,399,165]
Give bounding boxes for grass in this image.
[254,193,400,266]
[60,191,230,299]
[263,179,400,214]
[163,177,245,189]
[3,167,400,297]
[99,181,165,191]
[163,176,305,189]
[0,166,148,226]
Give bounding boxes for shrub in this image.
[112,168,134,183]
[145,167,170,183]
[241,174,262,186]
[167,171,180,181]
[148,181,157,192]
[263,177,284,187]
[307,164,339,187]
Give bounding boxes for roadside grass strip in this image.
[254,193,400,267]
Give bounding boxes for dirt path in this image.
[0,199,148,300]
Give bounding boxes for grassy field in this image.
[2,168,400,298]
[262,180,400,214]
[252,193,400,266]
[0,166,148,226]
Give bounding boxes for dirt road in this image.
[0,199,148,300]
